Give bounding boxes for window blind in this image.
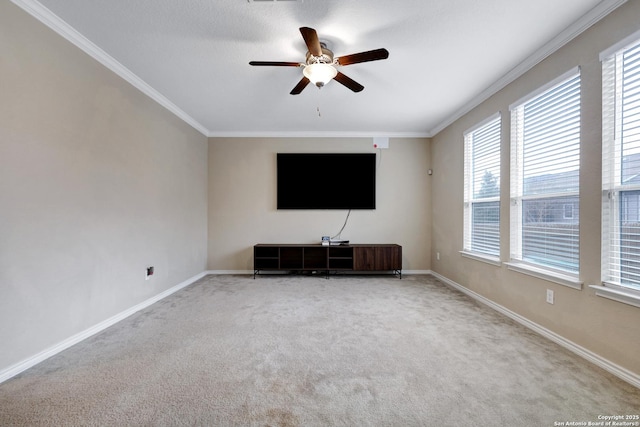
[602,39,640,291]
[464,114,501,257]
[510,70,581,273]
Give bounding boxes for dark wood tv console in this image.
[253,244,402,278]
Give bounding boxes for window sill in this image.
[589,284,640,309]
[505,262,583,290]
[460,251,501,267]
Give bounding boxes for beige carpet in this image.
[1,274,638,426]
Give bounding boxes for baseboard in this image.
[206,270,253,275]
[12,270,627,390]
[205,270,433,276]
[0,271,208,384]
[429,271,640,389]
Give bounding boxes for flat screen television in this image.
[277,153,376,209]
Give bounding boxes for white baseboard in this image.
[0,271,207,384]
[11,270,631,390]
[206,270,433,276]
[206,270,253,275]
[429,271,640,389]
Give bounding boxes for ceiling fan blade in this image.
[333,72,364,92]
[300,27,323,56]
[249,61,301,67]
[290,77,311,95]
[337,48,389,66]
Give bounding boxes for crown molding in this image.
[11,0,210,137]
[207,131,431,138]
[428,0,628,137]
[13,0,625,140]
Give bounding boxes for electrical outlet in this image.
[436,252,440,261]
[546,289,554,304]
[145,266,154,280]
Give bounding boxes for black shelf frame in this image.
[253,244,401,279]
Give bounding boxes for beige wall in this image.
[3,0,638,386]
[431,1,640,375]
[208,137,431,272]
[0,2,208,371]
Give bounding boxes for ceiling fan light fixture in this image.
[250,27,388,94]
[303,63,337,87]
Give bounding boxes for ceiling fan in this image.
[249,27,389,95]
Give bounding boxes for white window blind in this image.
[463,114,501,257]
[602,37,640,291]
[510,69,581,274]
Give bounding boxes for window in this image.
[563,204,574,220]
[463,114,501,258]
[601,34,640,292]
[509,68,581,275]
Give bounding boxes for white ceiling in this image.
[17,0,622,137]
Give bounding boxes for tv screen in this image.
[277,153,376,209]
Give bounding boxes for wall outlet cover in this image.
[546,289,554,304]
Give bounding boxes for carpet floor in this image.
[1,274,638,426]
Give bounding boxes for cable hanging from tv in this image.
[331,209,351,244]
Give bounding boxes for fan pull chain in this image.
[315,85,323,118]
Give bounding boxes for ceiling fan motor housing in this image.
[304,44,337,88]
[305,46,335,66]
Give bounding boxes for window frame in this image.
[462,113,502,264]
[507,67,582,286]
[597,30,640,307]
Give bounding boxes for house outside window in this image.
[601,34,640,292]
[509,68,581,275]
[463,114,501,259]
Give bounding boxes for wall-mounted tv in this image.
[277,153,376,210]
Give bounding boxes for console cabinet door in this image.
[376,246,401,270]
[354,246,401,271]
[354,247,376,270]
